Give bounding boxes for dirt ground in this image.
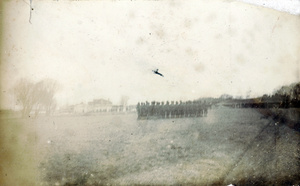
[1,107,299,185]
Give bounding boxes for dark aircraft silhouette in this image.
[152,69,164,77]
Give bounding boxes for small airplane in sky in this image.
[152,69,164,77]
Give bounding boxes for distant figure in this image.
[152,69,164,77]
[137,102,141,119]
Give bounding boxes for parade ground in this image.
[1,107,299,185]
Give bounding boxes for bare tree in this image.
[35,79,59,116]
[13,78,59,118]
[13,78,38,118]
[293,83,300,100]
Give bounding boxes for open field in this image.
[1,107,299,185]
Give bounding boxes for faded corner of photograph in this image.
[0,0,300,185]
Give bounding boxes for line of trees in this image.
[215,82,300,109]
[13,78,59,118]
[261,82,300,108]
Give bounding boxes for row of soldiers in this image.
[136,100,211,119]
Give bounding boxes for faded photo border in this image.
[0,0,300,185]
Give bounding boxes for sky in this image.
[1,0,300,108]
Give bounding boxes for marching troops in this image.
[136,100,210,119]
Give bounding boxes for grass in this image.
[1,107,299,185]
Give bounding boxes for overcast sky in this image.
[1,0,300,108]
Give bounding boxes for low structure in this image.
[61,99,135,114]
[74,103,88,113]
[88,99,112,112]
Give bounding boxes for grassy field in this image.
[1,107,299,185]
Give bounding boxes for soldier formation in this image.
[136,100,210,119]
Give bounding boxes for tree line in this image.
[261,82,300,108]
[222,82,300,109]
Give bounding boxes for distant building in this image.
[111,105,136,112]
[74,102,88,113]
[62,99,135,114]
[111,105,124,112]
[58,105,75,114]
[88,99,112,112]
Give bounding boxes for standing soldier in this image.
[200,102,204,117]
[166,101,170,118]
[170,101,175,118]
[185,101,189,117]
[198,101,203,117]
[204,101,208,116]
[150,101,155,117]
[161,101,165,118]
[140,102,145,119]
[137,102,141,119]
[183,101,188,117]
[145,101,150,119]
[190,101,195,117]
[195,101,200,117]
[188,101,193,117]
[155,102,160,117]
[175,101,178,118]
[179,101,183,117]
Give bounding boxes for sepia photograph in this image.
[0,0,299,185]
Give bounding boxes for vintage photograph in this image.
[0,0,299,185]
